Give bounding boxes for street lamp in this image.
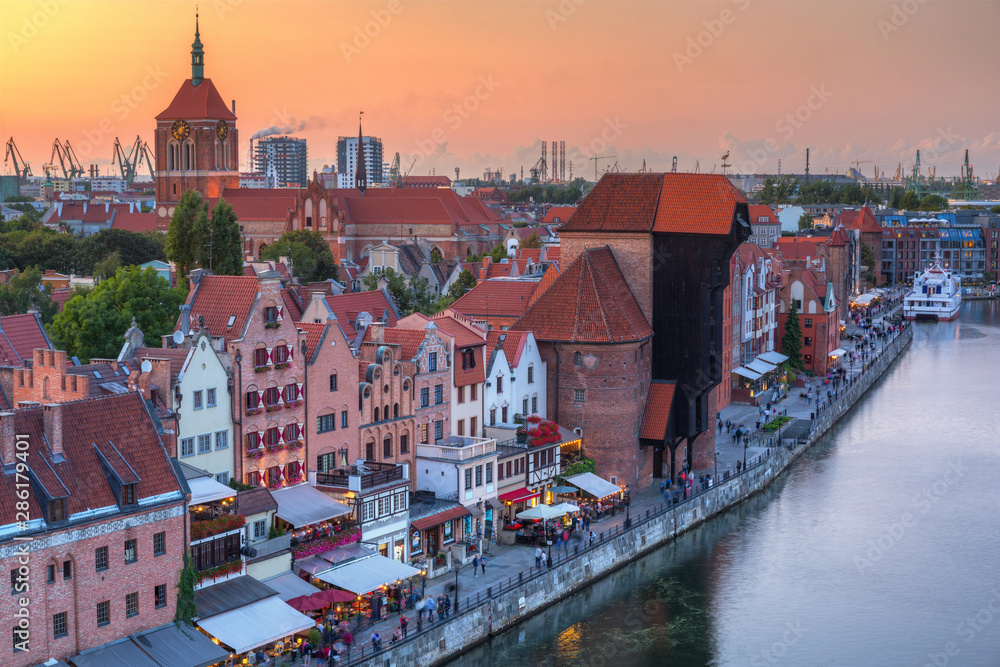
[624,485,631,529]
[453,564,460,614]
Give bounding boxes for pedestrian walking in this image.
[437,595,445,622]
[589,531,596,546]
[535,546,542,567]
[480,555,488,575]
[302,640,312,666]
[444,595,451,618]
[426,595,436,623]
[371,631,381,652]
[541,550,548,568]
[401,615,409,638]
[472,554,479,577]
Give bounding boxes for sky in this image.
[2,0,998,183]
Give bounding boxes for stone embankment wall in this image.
[349,328,913,667]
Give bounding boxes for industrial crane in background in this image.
[590,154,616,181]
[4,137,32,183]
[388,152,402,187]
[528,156,547,183]
[49,139,85,180]
[112,136,155,183]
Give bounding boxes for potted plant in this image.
[434,552,447,566]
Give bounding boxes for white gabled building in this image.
[428,311,487,439]
[484,330,546,427]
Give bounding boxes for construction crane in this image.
[388,152,402,187]
[528,156,547,183]
[589,154,616,182]
[960,149,978,200]
[49,139,84,181]
[694,160,701,174]
[4,137,32,183]
[404,157,416,178]
[851,159,872,181]
[908,150,923,199]
[112,136,155,183]
[63,140,85,179]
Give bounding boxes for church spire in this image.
[191,11,205,86]
[355,110,368,195]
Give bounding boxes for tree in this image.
[798,212,814,231]
[560,457,597,479]
[260,230,339,283]
[898,190,920,211]
[196,199,243,275]
[175,553,197,626]
[79,228,165,272]
[164,190,204,284]
[990,205,1000,214]
[362,268,412,313]
[0,267,58,324]
[520,232,543,249]
[489,244,508,262]
[50,265,186,363]
[918,194,949,211]
[447,269,477,300]
[780,300,804,370]
[859,242,877,286]
[93,252,121,281]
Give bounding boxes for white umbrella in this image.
[516,504,566,520]
[551,502,580,514]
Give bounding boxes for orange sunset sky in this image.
[1,0,998,182]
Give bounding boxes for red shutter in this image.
[287,344,294,361]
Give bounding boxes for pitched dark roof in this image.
[511,247,652,344]
[234,488,278,516]
[639,381,676,440]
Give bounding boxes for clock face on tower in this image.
[171,120,190,141]
[216,120,228,141]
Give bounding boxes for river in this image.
[451,299,1000,667]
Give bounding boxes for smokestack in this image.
[0,411,15,465]
[43,403,64,458]
[232,99,236,115]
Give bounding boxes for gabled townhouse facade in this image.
[429,311,486,439]
[779,262,841,376]
[384,321,451,448]
[484,330,546,428]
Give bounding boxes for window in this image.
[527,365,534,383]
[215,430,228,450]
[124,539,137,564]
[193,390,203,410]
[197,434,211,454]
[264,427,280,446]
[804,318,813,328]
[254,347,268,367]
[420,423,429,444]
[53,612,67,638]
[96,600,110,627]
[574,351,582,366]
[435,420,443,441]
[470,416,477,435]
[50,498,65,523]
[490,408,496,426]
[804,354,813,365]
[457,386,465,404]
[461,349,476,370]
[400,434,409,454]
[46,564,55,583]
[122,483,136,506]
[496,376,503,392]
[253,519,266,539]
[341,411,349,428]
[153,531,166,556]
[420,387,429,407]
[318,414,336,433]
[486,462,493,483]
[180,437,194,457]
[429,352,437,372]
[264,306,277,323]
[804,337,813,347]
[502,406,508,422]
[523,398,529,415]
[475,465,483,486]
[265,387,280,407]
[465,469,473,490]
[383,437,392,458]
[154,584,167,608]
[435,385,443,404]
[470,384,477,401]
[457,419,465,436]
[443,521,454,543]
[273,345,289,364]
[532,396,538,413]
[95,546,108,572]
[63,560,71,580]
[365,441,374,460]
[207,388,217,407]
[215,472,229,485]
[317,452,336,473]
[574,389,585,402]
[126,592,138,617]
[245,390,260,410]
[498,463,505,480]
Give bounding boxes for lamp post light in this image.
[624,485,631,529]
[453,564,460,614]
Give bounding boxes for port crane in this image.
[529,156,547,183]
[4,137,32,183]
[112,136,155,183]
[388,152,402,187]
[49,139,85,180]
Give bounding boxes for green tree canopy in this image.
[0,267,58,324]
[50,265,186,363]
[195,199,243,275]
[0,228,78,273]
[447,268,477,300]
[260,230,339,283]
[78,228,165,271]
[520,232,543,249]
[489,244,508,262]
[164,190,204,284]
[798,212,814,231]
[918,194,949,211]
[780,299,804,371]
[898,190,920,210]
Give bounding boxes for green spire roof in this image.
[191,13,204,86]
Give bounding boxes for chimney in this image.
[0,411,15,465]
[370,321,385,343]
[127,368,152,400]
[232,99,236,115]
[43,403,64,458]
[179,304,192,335]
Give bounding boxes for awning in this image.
[733,366,763,380]
[464,503,485,518]
[499,487,540,503]
[552,502,580,514]
[517,504,567,520]
[130,623,230,667]
[486,497,505,511]
[187,476,237,505]
[758,351,789,365]
[565,472,622,499]
[746,358,778,375]
[196,596,315,654]
[828,348,847,358]
[70,639,161,667]
[294,544,376,576]
[411,505,470,531]
[271,484,352,528]
[261,571,323,602]
[315,555,421,595]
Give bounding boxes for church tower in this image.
[154,14,239,222]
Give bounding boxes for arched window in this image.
[374,407,380,422]
[319,198,328,230]
[573,351,583,366]
[222,140,230,169]
[42,376,50,399]
[168,142,179,171]
[215,141,222,169]
[393,403,399,419]
[304,199,313,228]
[183,141,195,170]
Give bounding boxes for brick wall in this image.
[12,350,89,405]
[306,323,360,478]
[1,508,185,667]
[154,117,239,223]
[560,232,653,323]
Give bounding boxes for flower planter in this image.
[274,362,290,370]
[285,400,303,409]
[246,407,263,416]
[265,404,282,412]
[291,529,362,559]
[254,366,270,373]
[265,321,280,329]
[247,449,265,459]
[191,515,246,541]
[196,559,244,584]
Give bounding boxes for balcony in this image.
[250,533,292,559]
[416,435,497,462]
[315,461,404,492]
[190,514,246,542]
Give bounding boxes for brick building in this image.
[0,393,186,667]
[0,311,55,372]
[450,278,540,331]
[778,263,841,376]
[847,206,884,285]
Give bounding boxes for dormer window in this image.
[462,349,476,370]
[121,483,137,507]
[49,498,66,523]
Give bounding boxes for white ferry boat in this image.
[903,260,961,321]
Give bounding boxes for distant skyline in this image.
[2,0,998,182]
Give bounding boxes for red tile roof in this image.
[411,505,470,531]
[401,175,452,187]
[540,206,577,224]
[451,280,538,318]
[130,347,192,382]
[737,242,767,267]
[828,224,850,247]
[431,311,487,348]
[181,275,260,338]
[296,322,326,361]
[0,393,183,526]
[849,207,881,233]
[344,196,453,224]
[281,287,303,323]
[639,381,676,440]
[325,290,399,338]
[0,313,53,363]
[561,173,746,236]
[208,194,293,222]
[517,248,542,262]
[155,78,238,121]
[748,205,778,225]
[486,329,530,367]
[111,211,159,233]
[511,247,652,344]
[527,263,560,308]
[546,247,561,262]
[383,328,427,362]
